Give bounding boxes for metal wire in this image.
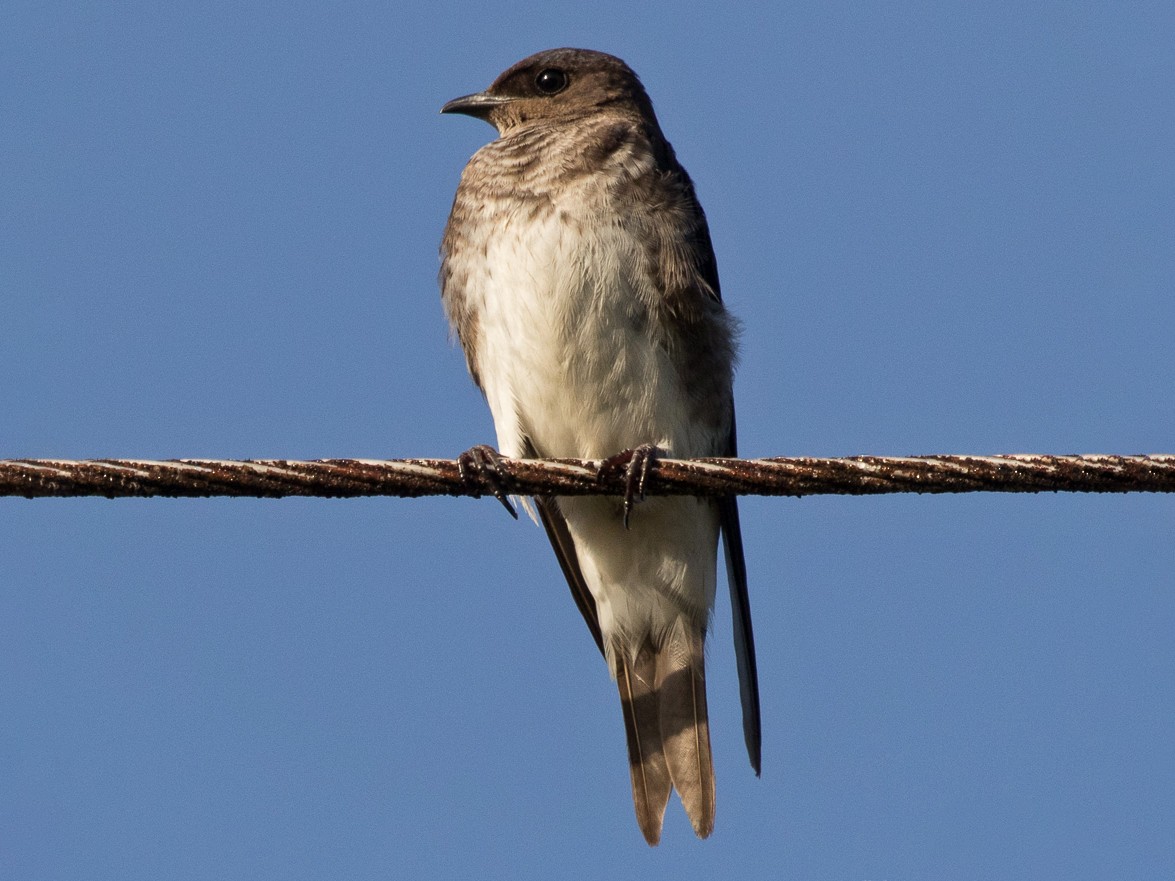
[1,454,1173,500]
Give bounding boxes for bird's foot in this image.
[457,444,518,519]
[598,444,659,529]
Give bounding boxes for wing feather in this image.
[720,413,762,774]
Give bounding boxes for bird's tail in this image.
[615,619,715,845]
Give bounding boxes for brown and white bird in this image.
[439,48,760,845]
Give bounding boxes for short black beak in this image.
[440,91,509,119]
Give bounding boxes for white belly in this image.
[468,204,714,462]
[461,197,721,652]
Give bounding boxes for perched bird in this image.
[439,48,760,845]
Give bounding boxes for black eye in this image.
[534,68,568,95]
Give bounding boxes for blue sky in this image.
[2,2,1173,878]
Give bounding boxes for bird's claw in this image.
[457,445,518,519]
[599,444,658,529]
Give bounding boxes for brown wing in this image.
[660,157,762,774]
[535,496,604,655]
[439,181,484,389]
[721,409,762,775]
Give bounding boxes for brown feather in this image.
[655,620,716,838]
[616,644,672,845]
[721,412,763,774]
[535,497,604,654]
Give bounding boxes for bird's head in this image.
[441,48,656,136]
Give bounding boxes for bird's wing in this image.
[720,411,762,774]
[664,162,762,773]
[535,496,604,655]
[439,188,485,390]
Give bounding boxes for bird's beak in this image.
[440,91,510,119]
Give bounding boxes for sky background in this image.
[2,2,1173,878]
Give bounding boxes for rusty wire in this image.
[1,454,1173,500]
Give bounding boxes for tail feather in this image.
[615,624,715,845]
[656,620,715,838]
[616,644,672,845]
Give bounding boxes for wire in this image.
[2,454,1172,499]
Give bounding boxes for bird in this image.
[438,48,760,845]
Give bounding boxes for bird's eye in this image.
[534,68,568,95]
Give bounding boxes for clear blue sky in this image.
[3,2,1173,878]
